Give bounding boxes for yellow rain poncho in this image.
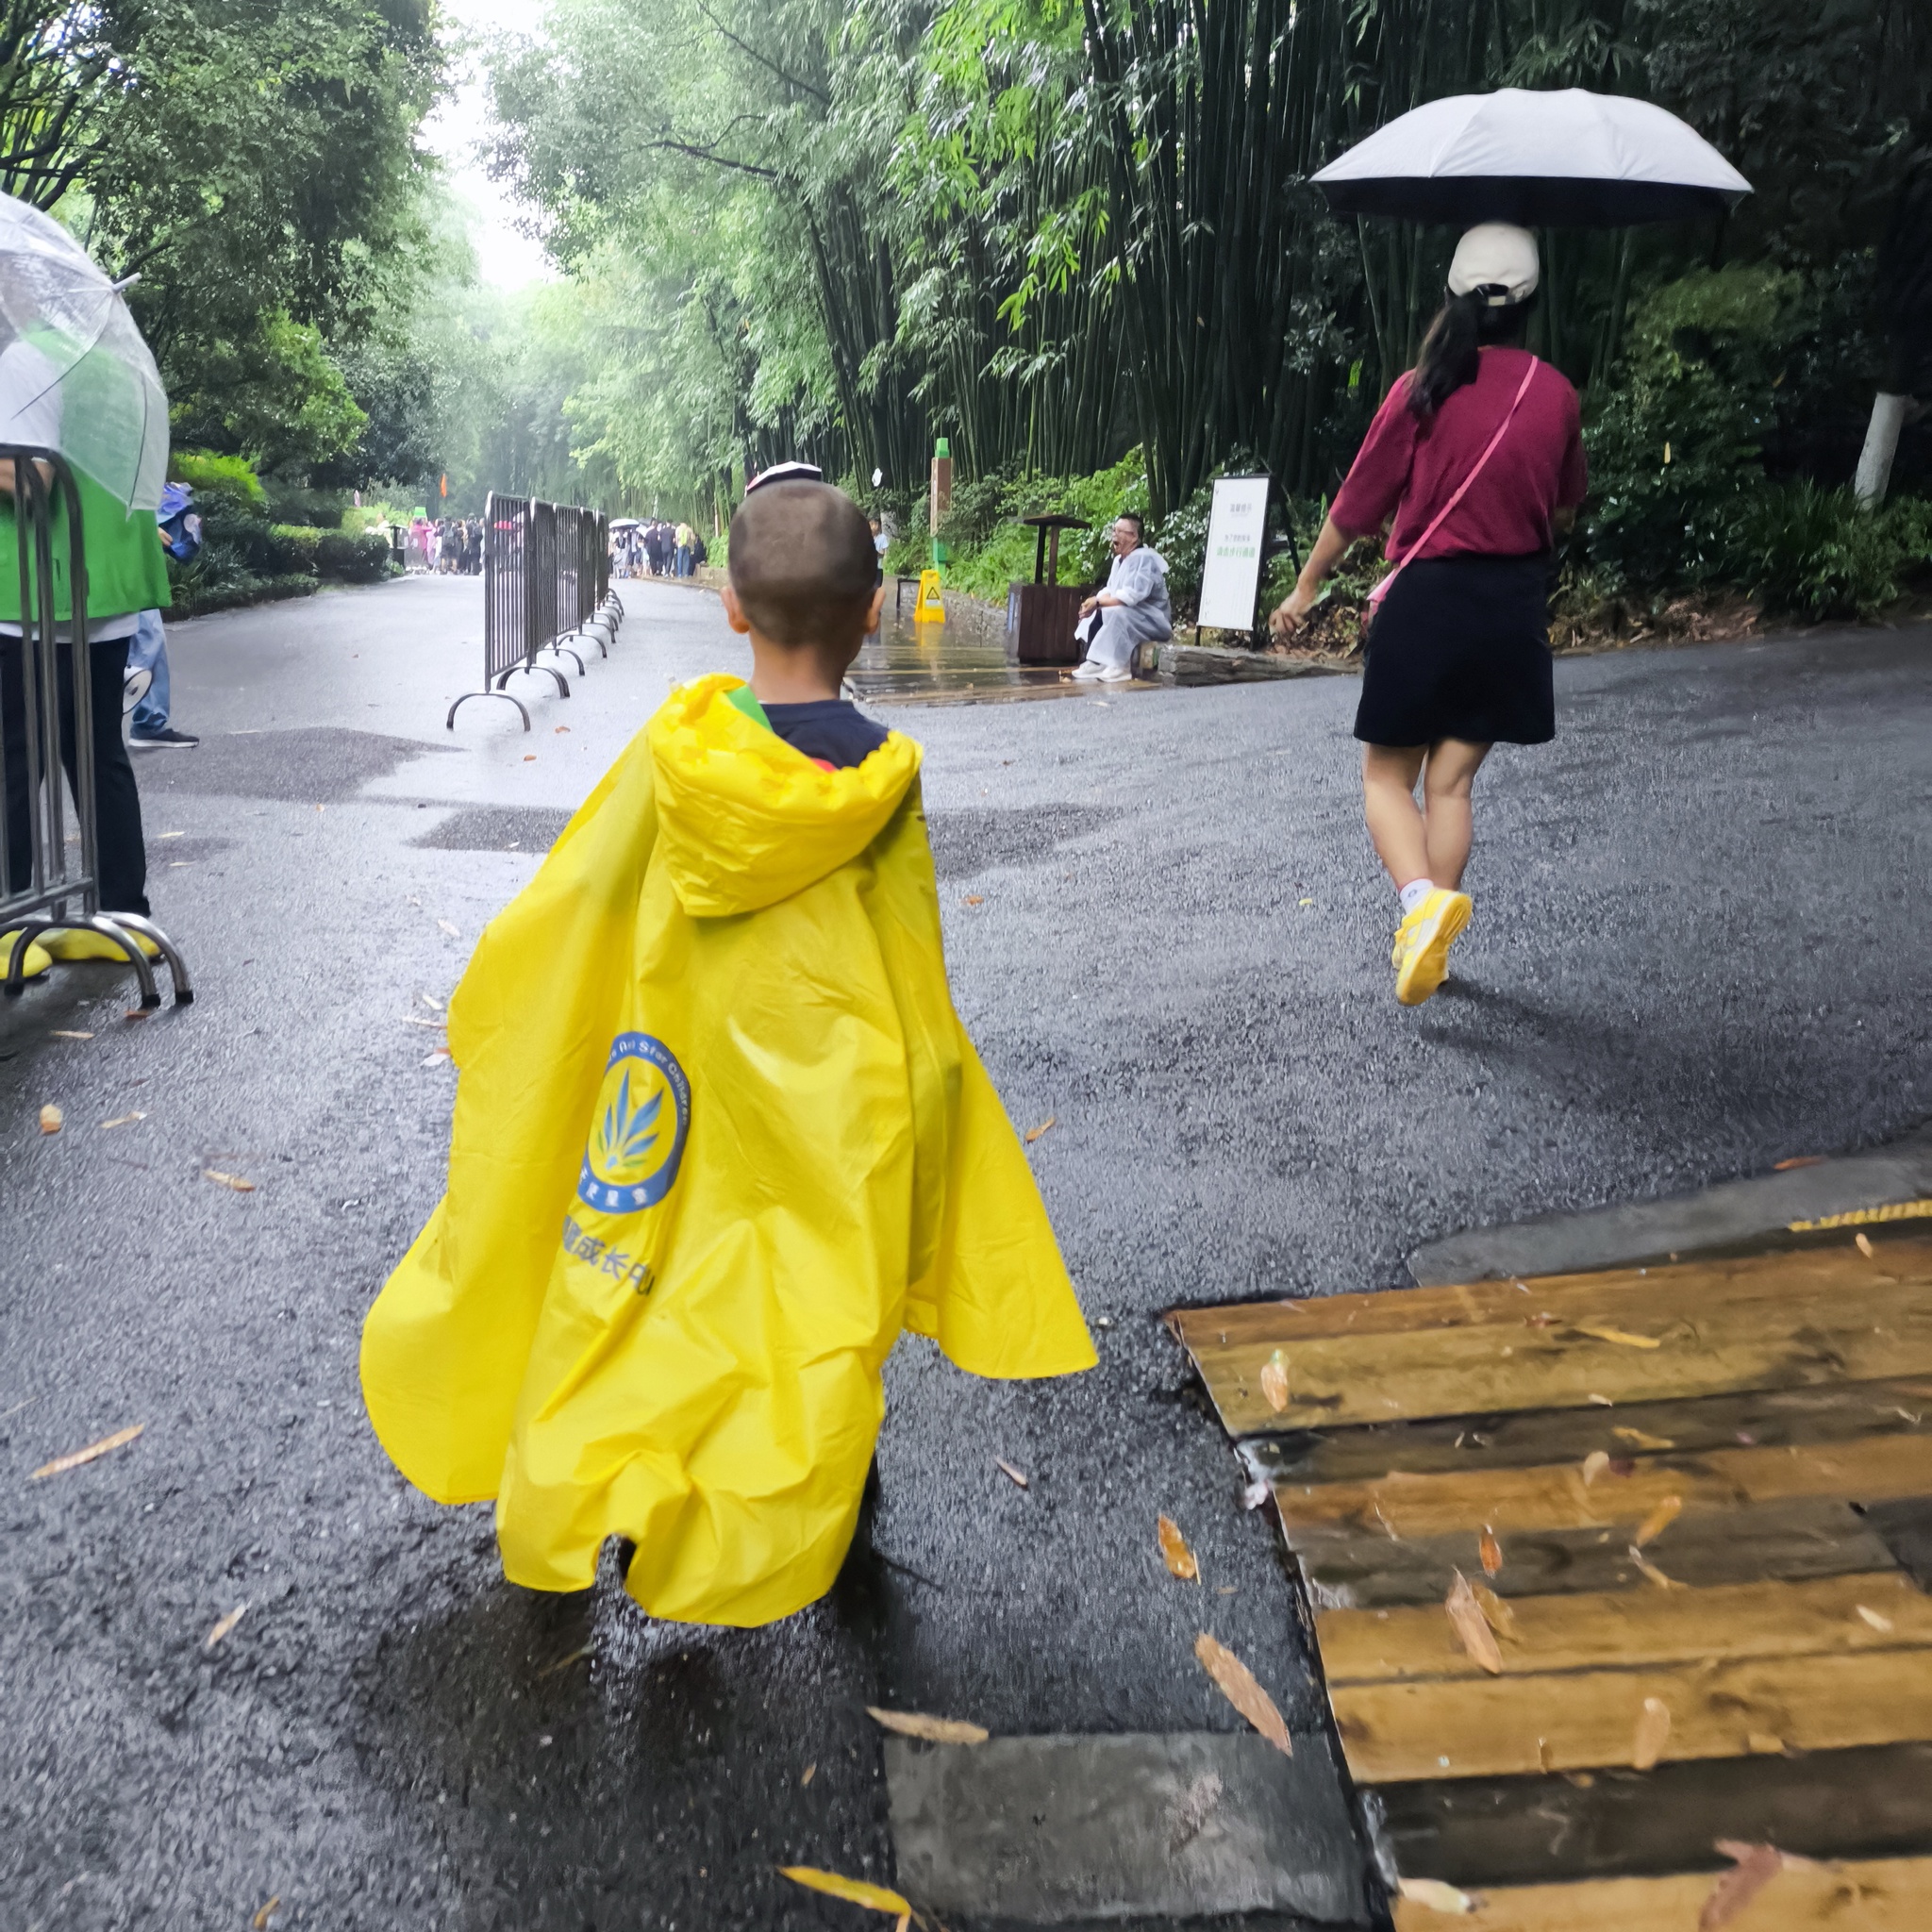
[361,673,1094,1625]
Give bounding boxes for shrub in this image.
[170,449,267,510]
[314,530,395,583]
[1730,482,1932,620]
[1581,265,1803,593]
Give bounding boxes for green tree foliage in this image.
[485,0,1931,557]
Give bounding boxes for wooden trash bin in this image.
[1010,513,1092,665]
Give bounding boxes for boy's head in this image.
[724,481,885,698]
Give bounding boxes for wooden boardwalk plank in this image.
[1272,1431,1932,1541]
[1318,1573,1932,1685]
[1333,1645,1932,1783]
[1173,1243,1932,1434]
[1374,1743,1932,1889]
[1391,1854,1932,1931]
[1245,1379,1932,1487]
[1289,1499,1898,1608]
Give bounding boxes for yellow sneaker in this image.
[1394,889,1472,1006]
[1,930,53,979]
[41,924,161,963]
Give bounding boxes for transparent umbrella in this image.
[0,191,168,511]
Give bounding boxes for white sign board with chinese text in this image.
[1195,475,1271,632]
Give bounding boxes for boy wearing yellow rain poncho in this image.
[360,479,1095,1626]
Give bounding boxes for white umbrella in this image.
[0,191,169,510]
[1313,88,1751,227]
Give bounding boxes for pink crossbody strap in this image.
[1368,357,1541,608]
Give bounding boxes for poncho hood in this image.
[648,673,922,916]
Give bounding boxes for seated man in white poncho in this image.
[1071,513,1172,682]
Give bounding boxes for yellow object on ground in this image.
[1,930,53,979]
[913,568,945,622]
[41,924,160,961]
[360,673,1094,1626]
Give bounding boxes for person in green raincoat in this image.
[361,479,1096,1626]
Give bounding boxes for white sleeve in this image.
[1109,549,1158,606]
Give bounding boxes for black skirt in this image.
[1353,553,1555,748]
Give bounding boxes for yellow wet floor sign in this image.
[914,569,945,622]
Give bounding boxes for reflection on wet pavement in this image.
[845,610,1160,707]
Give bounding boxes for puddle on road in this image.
[846,609,1159,708]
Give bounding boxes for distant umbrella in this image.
[0,192,168,511]
[1313,89,1751,228]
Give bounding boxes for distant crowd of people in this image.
[611,519,708,579]
[413,517,483,575]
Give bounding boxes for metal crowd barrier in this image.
[1,447,192,1006]
[446,491,625,731]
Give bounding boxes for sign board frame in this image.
[1195,474,1273,635]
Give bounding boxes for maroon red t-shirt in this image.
[1330,346,1587,563]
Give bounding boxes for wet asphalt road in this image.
[3,575,1929,1931]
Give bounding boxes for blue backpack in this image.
[158,482,203,562]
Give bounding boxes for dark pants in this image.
[3,632,149,917]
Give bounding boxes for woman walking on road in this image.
[1271,224,1585,1006]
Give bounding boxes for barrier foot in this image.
[539,642,586,675]
[92,912,192,1007]
[446,689,532,731]
[500,663,569,699]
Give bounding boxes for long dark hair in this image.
[1407,290,1535,423]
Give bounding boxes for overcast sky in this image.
[423,0,556,287]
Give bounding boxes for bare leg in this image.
[1419,738,1491,890]
[1361,743,1430,886]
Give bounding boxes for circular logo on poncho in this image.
[578,1032,691,1214]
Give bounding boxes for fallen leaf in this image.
[1634,1495,1683,1547]
[1574,1323,1661,1349]
[1478,1526,1503,1576]
[1444,1572,1503,1674]
[100,1111,146,1130]
[866,1706,990,1745]
[1158,1515,1199,1581]
[1630,1548,1677,1591]
[50,1029,92,1040]
[206,1603,248,1649]
[38,1103,61,1134]
[1581,1450,1610,1486]
[421,1049,451,1068]
[31,1422,144,1479]
[1856,1604,1895,1633]
[994,1457,1029,1490]
[420,991,443,1009]
[1614,1426,1676,1451]
[960,893,985,906]
[554,724,570,733]
[1700,1842,1785,1929]
[1632,1695,1672,1770]
[1856,1231,1876,1258]
[1396,1876,1479,1914]
[253,1897,281,1931]
[1774,1155,1824,1170]
[1024,1114,1056,1143]
[778,1867,912,1916]
[157,830,184,840]
[437,919,460,938]
[800,1762,816,1786]
[523,754,537,762]
[1193,1632,1291,1754]
[204,1169,257,1192]
[536,1643,592,1678]
[1472,1583,1516,1638]
[123,1008,149,1022]
[1587,1392,1615,1407]
[1259,1351,1290,1413]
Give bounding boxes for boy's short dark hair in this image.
[728,481,877,646]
